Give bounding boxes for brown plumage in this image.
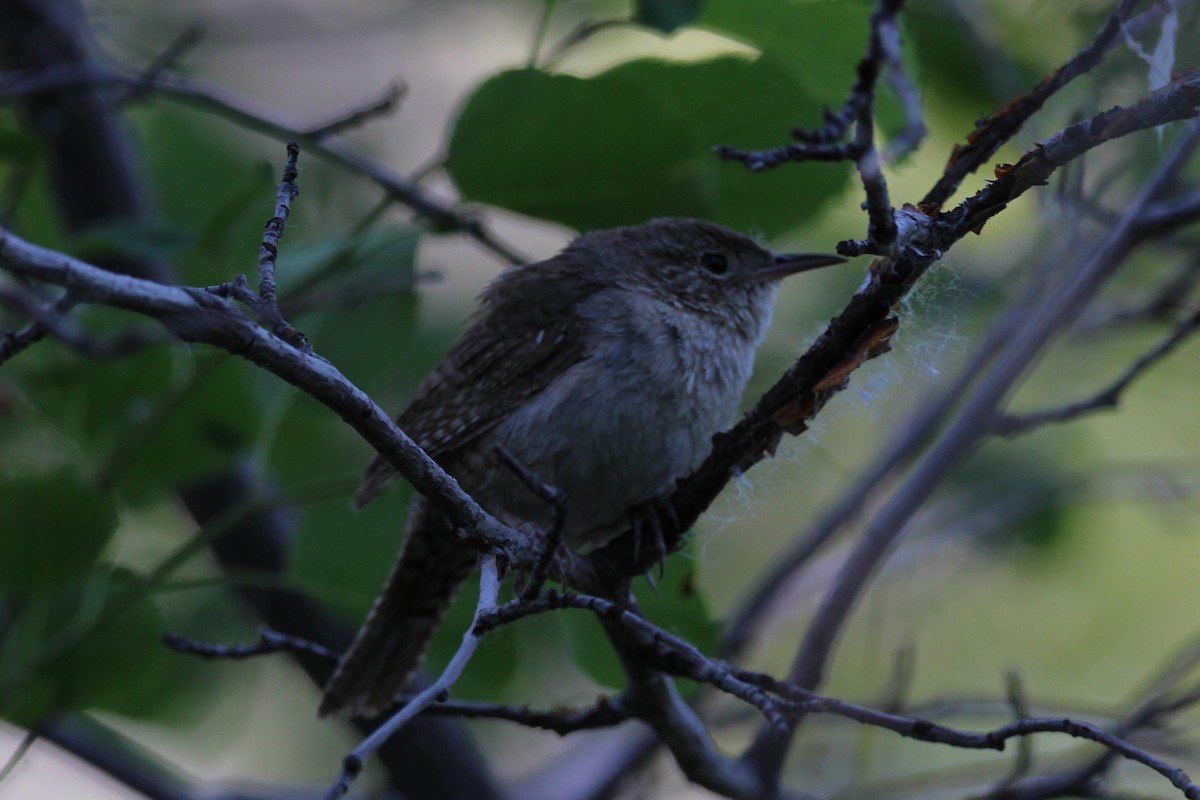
[319,218,842,718]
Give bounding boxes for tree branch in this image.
[0,66,527,265]
[322,557,502,800]
[920,0,1149,209]
[993,303,1200,437]
[740,116,1200,785]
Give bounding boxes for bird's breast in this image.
[471,290,765,549]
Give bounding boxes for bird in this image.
[318,217,844,718]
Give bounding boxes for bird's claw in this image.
[627,496,679,579]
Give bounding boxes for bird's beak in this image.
[747,252,846,283]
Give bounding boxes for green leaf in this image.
[133,106,274,287]
[282,225,421,300]
[636,0,707,33]
[562,606,624,690]
[448,59,847,235]
[449,68,703,231]
[0,126,36,160]
[564,554,718,691]
[193,160,277,264]
[633,558,719,662]
[290,491,414,621]
[700,0,874,108]
[603,56,848,234]
[108,352,258,503]
[0,569,175,725]
[72,218,196,263]
[22,344,258,505]
[0,470,118,597]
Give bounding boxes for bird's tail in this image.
[319,498,478,718]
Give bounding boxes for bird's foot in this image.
[627,496,680,579]
[516,521,570,599]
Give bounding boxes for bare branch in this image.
[117,25,202,105]
[0,728,37,786]
[882,56,926,163]
[921,0,1148,208]
[303,81,407,140]
[322,556,501,800]
[715,0,906,254]
[739,113,1200,787]
[0,285,157,359]
[480,586,1200,800]
[631,68,1200,593]
[1079,251,1200,329]
[161,627,340,663]
[0,66,527,265]
[994,303,1200,437]
[410,694,634,735]
[0,225,554,568]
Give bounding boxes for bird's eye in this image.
[700,252,729,275]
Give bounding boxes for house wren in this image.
[319,218,844,718]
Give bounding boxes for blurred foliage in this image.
[448,58,847,234]
[0,0,1198,797]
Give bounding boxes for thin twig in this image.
[322,557,501,800]
[117,25,202,105]
[921,0,1148,209]
[0,728,38,785]
[0,65,527,265]
[739,120,1200,784]
[303,82,407,140]
[990,672,1036,794]
[0,286,157,358]
[993,304,1200,437]
[407,694,634,735]
[715,0,905,253]
[1078,251,1200,329]
[882,56,927,162]
[200,142,308,353]
[254,143,308,350]
[161,627,340,663]
[0,290,69,364]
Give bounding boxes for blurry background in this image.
[1,0,1199,798]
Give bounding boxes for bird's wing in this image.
[354,259,596,506]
